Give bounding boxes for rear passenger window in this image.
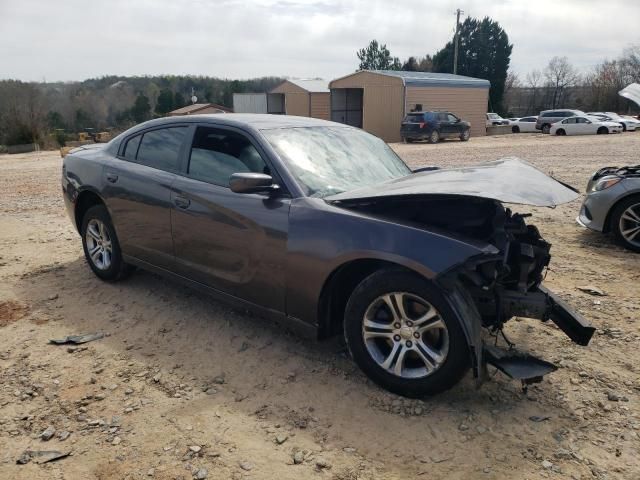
[188,127,268,187]
[136,127,187,172]
[123,134,141,161]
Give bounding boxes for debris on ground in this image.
[16,450,71,465]
[49,332,106,345]
[576,285,607,296]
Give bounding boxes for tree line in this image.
[0,75,282,147]
[356,16,639,117]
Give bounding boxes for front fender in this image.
[286,197,498,328]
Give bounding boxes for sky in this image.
[0,0,638,83]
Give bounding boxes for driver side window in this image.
[188,127,269,187]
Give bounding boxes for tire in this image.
[556,129,566,136]
[597,127,608,134]
[610,196,640,253]
[81,205,133,281]
[512,126,520,134]
[427,130,440,144]
[343,268,470,397]
[542,124,551,134]
[459,129,470,141]
[621,123,627,132]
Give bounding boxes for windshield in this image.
[262,126,411,198]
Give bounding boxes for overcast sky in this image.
[1,0,638,83]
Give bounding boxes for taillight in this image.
[419,122,425,128]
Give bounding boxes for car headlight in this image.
[590,175,622,192]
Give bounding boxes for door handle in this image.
[174,196,190,209]
[105,172,118,183]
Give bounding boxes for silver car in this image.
[578,165,640,252]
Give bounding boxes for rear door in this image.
[170,124,290,313]
[102,125,190,270]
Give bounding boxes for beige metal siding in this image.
[330,72,405,142]
[406,86,489,137]
[309,93,330,120]
[284,92,310,116]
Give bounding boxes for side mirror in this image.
[229,172,279,194]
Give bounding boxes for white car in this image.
[587,112,639,132]
[486,113,509,127]
[550,115,622,136]
[509,116,538,133]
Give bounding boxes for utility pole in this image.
[453,8,463,75]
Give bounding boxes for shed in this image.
[168,103,232,116]
[269,79,330,120]
[233,93,286,114]
[329,70,490,142]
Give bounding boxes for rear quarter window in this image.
[136,127,187,172]
[405,114,424,122]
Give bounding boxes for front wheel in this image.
[597,127,609,134]
[611,196,640,252]
[81,205,133,281]
[344,269,470,397]
[460,129,470,141]
[512,125,520,133]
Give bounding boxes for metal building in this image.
[269,79,330,120]
[329,70,490,142]
[168,103,232,116]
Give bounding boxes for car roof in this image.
[127,113,344,132]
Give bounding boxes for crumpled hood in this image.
[326,158,580,207]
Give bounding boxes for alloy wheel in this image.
[619,203,640,247]
[362,292,449,379]
[85,218,113,270]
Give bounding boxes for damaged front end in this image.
[328,159,595,388]
[437,203,595,387]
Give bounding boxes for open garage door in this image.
[331,88,363,128]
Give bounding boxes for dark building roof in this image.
[368,70,490,88]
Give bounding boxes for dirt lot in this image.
[1,132,639,480]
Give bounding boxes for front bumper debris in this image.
[484,344,557,385]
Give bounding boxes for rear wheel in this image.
[597,127,608,134]
[542,124,551,134]
[81,205,133,281]
[459,129,470,141]
[512,125,520,133]
[343,269,470,397]
[427,130,440,144]
[556,129,566,136]
[611,196,640,253]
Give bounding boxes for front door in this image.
[171,125,290,313]
[102,125,190,270]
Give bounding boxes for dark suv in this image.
[401,111,470,144]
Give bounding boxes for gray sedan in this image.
[62,114,594,397]
[578,165,640,252]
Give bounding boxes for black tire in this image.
[427,130,440,144]
[343,268,470,397]
[556,129,566,136]
[542,124,551,134]
[597,127,608,134]
[81,205,133,281]
[621,123,627,132]
[512,126,520,133]
[610,195,640,253]
[460,129,470,141]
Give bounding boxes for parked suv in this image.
[401,111,470,144]
[536,109,585,134]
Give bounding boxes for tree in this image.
[432,17,513,113]
[173,91,186,109]
[544,56,579,109]
[155,88,174,115]
[401,55,433,72]
[356,40,401,71]
[131,93,151,123]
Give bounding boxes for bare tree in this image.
[525,69,542,113]
[544,57,579,109]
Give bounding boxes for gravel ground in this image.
[0,131,639,480]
